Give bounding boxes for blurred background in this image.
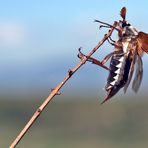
[1,0,148,147]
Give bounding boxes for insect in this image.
[78,7,148,104]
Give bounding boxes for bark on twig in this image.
[9,22,116,148]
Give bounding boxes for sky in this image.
[1,0,148,99]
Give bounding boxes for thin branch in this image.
[9,22,117,148]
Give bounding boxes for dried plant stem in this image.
[9,22,116,148]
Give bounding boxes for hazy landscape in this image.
[1,95,148,148]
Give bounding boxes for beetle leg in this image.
[107,38,116,46]
[101,52,115,65]
[78,49,110,70]
[109,36,115,43]
[87,56,110,70]
[99,25,111,29]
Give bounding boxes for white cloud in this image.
[0,22,27,48]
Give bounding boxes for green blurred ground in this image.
[1,96,148,148]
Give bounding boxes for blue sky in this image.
[1,0,148,99]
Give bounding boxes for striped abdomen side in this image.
[105,51,132,99]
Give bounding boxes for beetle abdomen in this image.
[105,50,132,99]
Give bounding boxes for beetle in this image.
[78,7,148,104]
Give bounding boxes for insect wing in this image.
[132,55,143,92]
[137,32,148,54]
[123,51,137,93]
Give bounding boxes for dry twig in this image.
[9,22,117,148]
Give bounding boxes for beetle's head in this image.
[119,20,131,28]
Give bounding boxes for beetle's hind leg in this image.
[78,48,111,71]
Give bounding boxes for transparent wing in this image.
[123,51,137,93]
[132,55,143,93]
